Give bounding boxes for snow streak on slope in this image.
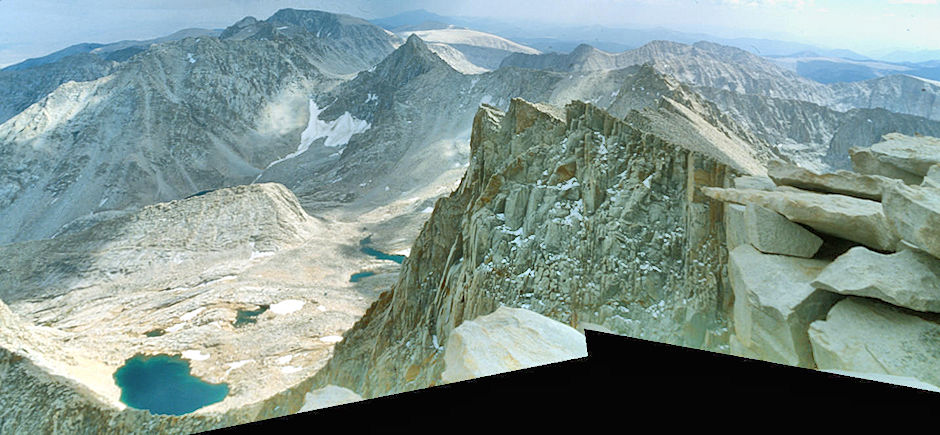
[257,99,370,179]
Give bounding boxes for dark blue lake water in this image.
[113,354,229,415]
[359,236,406,264]
[233,304,269,327]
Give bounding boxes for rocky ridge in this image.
[702,135,940,388]
[306,94,773,398]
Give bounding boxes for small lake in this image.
[113,354,229,415]
[359,236,406,264]
[233,304,269,327]
[349,271,376,282]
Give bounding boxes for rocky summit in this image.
[3,5,940,433]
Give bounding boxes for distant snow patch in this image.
[281,366,303,374]
[187,53,196,64]
[319,336,343,343]
[180,307,205,322]
[422,207,434,213]
[249,251,275,260]
[317,305,327,312]
[182,350,210,361]
[166,323,185,333]
[276,355,293,365]
[256,100,370,180]
[271,299,304,315]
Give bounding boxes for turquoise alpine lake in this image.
[113,354,229,415]
[350,271,376,282]
[359,236,406,264]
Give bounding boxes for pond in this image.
[233,304,269,327]
[359,236,406,264]
[349,271,376,282]
[113,354,229,415]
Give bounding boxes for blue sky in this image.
[1,0,938,67]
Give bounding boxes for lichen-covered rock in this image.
[812,246,940,313]
[808,297,940,388]
[882,182,940,260]
[728,244,840,367]
[767,158,894,201]
[298,386,363,413]
[744,204,822,258]
[440,306,587,383]
[701,186,900,252]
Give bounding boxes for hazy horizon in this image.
[1,0,938,68]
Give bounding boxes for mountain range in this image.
[2,7,940,433]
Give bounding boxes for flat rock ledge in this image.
[702,186,899,252]
[812,246,940,313]
[767,158,895,201]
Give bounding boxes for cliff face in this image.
[311,97,752,398]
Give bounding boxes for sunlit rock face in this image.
[308,94,783,398]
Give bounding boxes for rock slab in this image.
[813,246,940,313]
[440,306,588,384]
[767,158,894,201]
[298,385,364,413]
[702,186,899,252]
[808,297,940,388]
[745,203,822,258]
[882,182,940,260]
[728,244,841,367]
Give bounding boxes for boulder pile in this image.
[703,133,940,391]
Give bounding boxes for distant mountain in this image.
[502,41,833,104]
[0,28,223,124]
[0,9,400,244]
[768,54,940,84]
[2,29,221,72]
[878,49,940,64]
[396,28,540,71]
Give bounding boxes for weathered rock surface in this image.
[733,175,776,191]
[298,385,363,413]
[767,158,895,201]
[310,97,746,398]
[808,297,940,388]
[728,244,841,367]
[745,204,822,258]
[925,164,940,188]
[440,306,587,384]
[812,247,940,313]
[849,147,923,185]
[865,133,940,177]
[701,186,900,252]
[882,182,940,259]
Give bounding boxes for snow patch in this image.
[257,100,370,178]
[270,299,304,315]
[166,323,185,333]
[181,350,210,361]
[180,307,205,322]
[281,366,303,374]
[422,207,434,213]
[187,53,196,64]
[276,355,293,365]
[319,335,343,343]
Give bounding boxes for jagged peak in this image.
[366,33,454,84]
[570,43,600,57]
